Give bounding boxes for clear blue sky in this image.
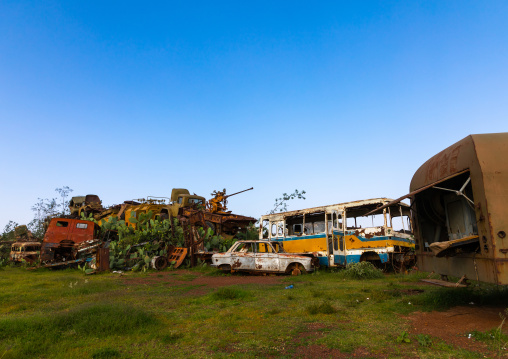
[1,1,507,229]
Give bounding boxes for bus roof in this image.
[261,197,410,221]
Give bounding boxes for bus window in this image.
[262,220,269,239]
[271,223,277,237]
[286,215,304,236]
[353,214,385,229]
[314,221,325,233]
[277,223,284,237]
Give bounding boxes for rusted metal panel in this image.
[168,247,188,268]
[411,133,508,285]
[96,248,110,272]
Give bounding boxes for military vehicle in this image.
[69,195,103,218]
[70,188,255,238]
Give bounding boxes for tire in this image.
[287,263,305,276]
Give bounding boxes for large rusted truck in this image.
[374,133,508,285]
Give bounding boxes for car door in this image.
[229,242,256,271]
[255,242,280,272]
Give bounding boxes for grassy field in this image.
[1,266,507,359]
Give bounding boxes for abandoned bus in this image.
[259,198,415,269]
[371,133,508,285]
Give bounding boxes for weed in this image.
[416,334,432,347]
[306,302,336,315]
[396,331,411,343]
[211,287,250,300]
[92,347,121,359]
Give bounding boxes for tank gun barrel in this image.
[224,187,254,199]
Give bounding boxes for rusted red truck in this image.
[40,218,101,263]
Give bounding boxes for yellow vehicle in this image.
[259,198,414,269]
[124,189,206,228]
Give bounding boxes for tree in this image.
[270,189,306,214]
[55,186,73,215]
[28,186,74,239]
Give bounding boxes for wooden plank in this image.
[420,279,467,288]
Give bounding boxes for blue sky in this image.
[1,1,507,229]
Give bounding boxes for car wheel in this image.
[287,263,304,276]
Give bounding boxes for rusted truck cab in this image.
[166,188,206,218]
[40,218,101,263]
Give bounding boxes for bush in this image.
[340,262,384,280]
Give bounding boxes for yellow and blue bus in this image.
[259,198,414,269]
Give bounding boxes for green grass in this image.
[0,266,506,358]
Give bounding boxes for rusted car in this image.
[40,218,101,263]
[10,242,41,263]
[211,240,315,275]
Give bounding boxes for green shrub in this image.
[340,262,384,280]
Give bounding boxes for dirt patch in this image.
[405,305,507,354]
[122,270,284,296]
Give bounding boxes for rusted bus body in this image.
[40,218,101,263]
[10,242,41,263]
[407,133,508,285]
[259,198,414,268]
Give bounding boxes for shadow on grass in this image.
[0,303,158,358]
[412,286,508,310]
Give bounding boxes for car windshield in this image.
[229,242,285,253]
[231,243,254,253]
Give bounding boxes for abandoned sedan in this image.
[211,240,315,275]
